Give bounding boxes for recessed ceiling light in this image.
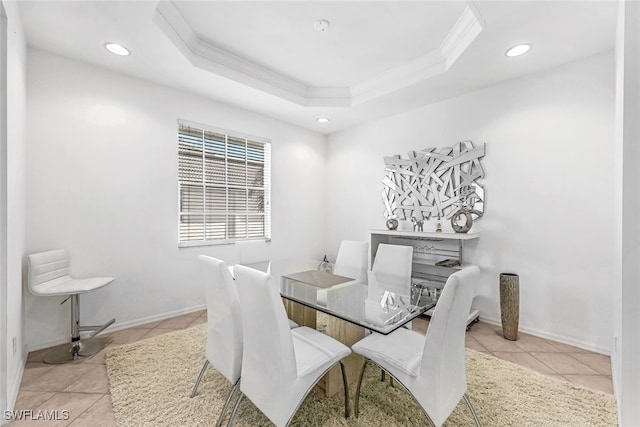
[317,117,330,123]
[505,44,531,57]
[314,19,330,32]
[104,42,130,56]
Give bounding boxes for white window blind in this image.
[177,121,271,246]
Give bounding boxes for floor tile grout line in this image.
[529,351,601,375]
[526,351,562,375]
[71,392,110,420]
[563,352,612,375]
[561,352,605,374]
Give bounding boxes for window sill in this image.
[178,238,271,248]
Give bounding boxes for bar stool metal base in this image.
[42,337,109,364]
[41,294,116,364]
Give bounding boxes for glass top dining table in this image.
[269,259,436,335]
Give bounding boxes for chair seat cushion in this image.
[291,327,351,378]
[30,276,114,296]
[352,327,424,377]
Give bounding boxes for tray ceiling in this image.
[18,1,617,134]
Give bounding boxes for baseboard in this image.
[610,342,621,426]
[103,305,206,333]
[26,304,206,352]
[3,352,27,425]
[27,336,71,352]
[479,316,612,356]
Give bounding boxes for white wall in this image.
[0,0,26,420]
[326,52,615,353]
[25,49,327,350]
[613,1,640,425]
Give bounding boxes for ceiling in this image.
[18,1,618,135]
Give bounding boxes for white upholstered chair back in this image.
[232,265,351,426]
[419,265,480,426]
[233,265,297,404]
[333,240,369,283]
[368,244,413,300]
[27,249,72,294]
[198,255,243,384]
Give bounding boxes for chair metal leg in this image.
[229,362,349,426]
[381,368,437,427]
[381,369,396,386]
[283,362,352,426]
[354,358,369,418]
[339,361,350,418]
[226,392,244,427]
[190,360,240,426]
[216,378,240,427]
[357,360,439,427]
[463,394,481,427]
[190,360,210,398]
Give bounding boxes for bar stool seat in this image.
[30,276,113,296]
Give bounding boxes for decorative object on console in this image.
[385,218,399,230]
[381,141,486,226]
[450,181,485,233]
[317,255,333,273]
[435,258,461,268]
[451,208,474,233]
[499,273,520,341]
[410,216,424,232]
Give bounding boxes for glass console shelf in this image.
[368,229,480,241]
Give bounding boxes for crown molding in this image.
[351,49,446,106]
[441,5,484,69]
[154,1,482,108]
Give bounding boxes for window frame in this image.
[177,119,271,247]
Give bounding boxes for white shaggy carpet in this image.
[106,324,618,426]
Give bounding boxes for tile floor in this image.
[9,313,613,426]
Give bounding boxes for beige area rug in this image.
[105,324,618,427]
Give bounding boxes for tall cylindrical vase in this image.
[500,273,519,341]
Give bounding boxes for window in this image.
[177,121,271,246]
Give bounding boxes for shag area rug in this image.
[105,324,618,427]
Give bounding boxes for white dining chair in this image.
[367,243,413,301]
[352,265,482,427]
[318,240,369,306]
[190,256,243,427]
[230,255,300,330]
[27,249,115,364]
[235,239,270,274]
[333,240,369,282]
[365,243,414,332]
[229,265,352,427]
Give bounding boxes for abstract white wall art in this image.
[381,141,486,221]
